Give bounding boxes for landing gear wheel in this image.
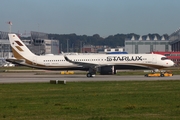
[160,74,164,77]
[87,73,92,78]
[144,74,148,77]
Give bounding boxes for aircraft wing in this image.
[64,55,101,68]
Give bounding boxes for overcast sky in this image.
[1,0,180,36]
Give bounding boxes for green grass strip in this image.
[0,81,180,120]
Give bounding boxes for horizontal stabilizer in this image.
[6,58,25,64]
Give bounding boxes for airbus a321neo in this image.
[6,34,174,77]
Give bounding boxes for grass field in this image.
[0,81,180,120]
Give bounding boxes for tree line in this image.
[22,33,169,52]
[47,33,169,52]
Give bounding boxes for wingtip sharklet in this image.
[64,55,68,61]
[64,55,73,63]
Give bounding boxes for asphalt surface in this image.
[0,72,180,83]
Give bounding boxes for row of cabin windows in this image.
[43,59,105,62]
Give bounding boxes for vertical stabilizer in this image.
[8,34,35,59]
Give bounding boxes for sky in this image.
[1,0,180,37]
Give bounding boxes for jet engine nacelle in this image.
[98,66,116,75]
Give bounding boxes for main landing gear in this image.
[86,73,95,77]
[86,67,96,78]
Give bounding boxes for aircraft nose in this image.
[165,60,174,67]
[168,60,175,67]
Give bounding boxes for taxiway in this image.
[0,73,179,83]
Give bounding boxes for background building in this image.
[0,31,12,58]
[169,28,180,51]
[125,35,171,54]
[0,31,12,66]
[104,47,124,53]
[27,31,59,55]
[82,45,95,53]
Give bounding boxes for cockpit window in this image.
[161,57,168,60]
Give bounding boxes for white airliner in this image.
[7,34,174,77]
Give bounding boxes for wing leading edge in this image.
[64,55,99,68]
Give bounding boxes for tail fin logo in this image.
[15,41,24,52]
[15,46,23,51]
[15,41,23,46]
